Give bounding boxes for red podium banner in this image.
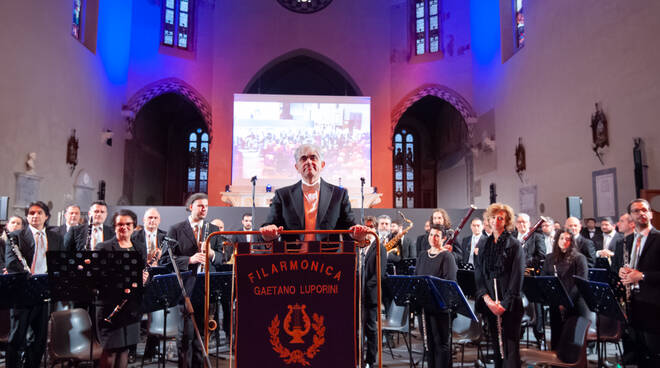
[235,252,356,367]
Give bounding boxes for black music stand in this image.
[387,275,476,368]
[573,276,625,368]
[523,275,573,350]
[141,272,191,368]
[0,273,29,309]
[588,268,610,284]
[457,269,476,299]
[47,250,144,363]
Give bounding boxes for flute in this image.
[494,278,504,359]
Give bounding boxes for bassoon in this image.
[442,205,477,251]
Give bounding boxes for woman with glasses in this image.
[95,209,147,368]
[542,229,588,349]
[474,203,526,368]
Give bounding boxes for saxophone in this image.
[385,211,413,256]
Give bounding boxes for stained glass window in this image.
[414,0,441,56]
[393,128,416,208]
[72,0,83,40]
[515,0,525,49]
[162,0,193,50]
[187,128,209,195]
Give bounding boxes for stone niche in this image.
[74,170,95,210]
[14,172,43,211]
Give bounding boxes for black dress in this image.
[474,231,525,368]
[415,250,458,368]
[541,250,589,349]
[95,239,145,350]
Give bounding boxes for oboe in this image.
[493,278,504,359]
[104,298,129,323]
[8,233,30,273]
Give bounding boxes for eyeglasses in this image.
[115,222,134,228]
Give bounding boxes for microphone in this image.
[250,176,257,184]
[360,177,365,185]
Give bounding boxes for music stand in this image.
[588,268,610,284]
[523,275,573,350]
[573,276,625,368]
[47,250,144,362]
[0,273,29,309]
[142,272,191,368]
[457,269,476,299]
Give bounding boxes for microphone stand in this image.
[164,239,213,368]
[360,177,365,224]
[250,176,257,230]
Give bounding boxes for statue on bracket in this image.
[515,137,526,183]
[590,102,609,165]
[25,152,37,175]
[67,129,79,176]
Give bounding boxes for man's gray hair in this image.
[377,214,391,222]
[294,144,323,162]
[517,213,530,223]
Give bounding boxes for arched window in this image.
[414,0,440,55]
[162,0,193,49]
[393,128,416,208]
[187,128,208,195]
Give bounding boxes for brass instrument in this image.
[384,211,414,256]
[8,233,30,273]
[203,231,218,354]
[493,278,504,359]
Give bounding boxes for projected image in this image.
[232,94,371,189]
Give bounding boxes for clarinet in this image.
[104,299,129,323]
[85,216,94,250]
[443,205,476,251]
[198,223,209,273]
[622,239,631,317]
[493,278,504,359]
[8,233,31,273]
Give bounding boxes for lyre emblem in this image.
[283,303,311,344]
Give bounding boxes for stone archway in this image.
[391,84,477,137]
[123,78,213,140]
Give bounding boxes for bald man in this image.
[565,217,596,267]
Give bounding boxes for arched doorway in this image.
[122,88,210,205]
[392,86,476,208]
[245,49,361,96]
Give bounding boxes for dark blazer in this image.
[6,227,64,273]
[362,241,387,306]
[160,220,223,272]
[231,230,265,253]
[458,233,487,265]
[542,251,588,302]
[96,237,147,266]
[384,233,414,263]
[610,232,627,272]
[594,231,622,251]
[474,232,525,311]
[580,227,602,240]
[573,235,596,267]
[54,224,70,238]
[63,223,115,251]
[415,233,429,256]
[131,228,166,249]
[263,179,356,242]
[626,228,660,333]
[512,230,546,268]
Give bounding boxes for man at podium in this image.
[260,143,369,249]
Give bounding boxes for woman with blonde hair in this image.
[474,203,525,368]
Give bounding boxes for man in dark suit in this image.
[5,201,64,368]
[132,208,166,265]
[565,217,597,267]
[512,213,546,269]
[389,219,414,258]
[231,212,264,254]
[360,227,387,368]
[580,217,602,241]
[458,218,487,266]
[54,204,81,237]
[619,199,660,367]
[63,201,114,251]
[595,217,624,269]
[260,144,369,248]
[415,220,430,258]
[160,193,224,368]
